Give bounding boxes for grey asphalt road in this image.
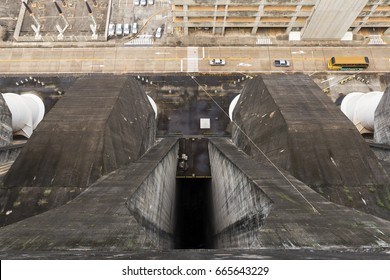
[0,46,389,74]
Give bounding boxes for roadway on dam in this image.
[0,45,390,74]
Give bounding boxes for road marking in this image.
[321,77,335,83]
[187,47,198,72]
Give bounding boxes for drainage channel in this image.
[174,178,214,249]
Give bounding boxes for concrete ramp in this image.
[1,76,156,226]
[0,138,178,252]
[375,85,390,145]
[0,94,12,147]
[209,138,390,249]
[232,74,390,220]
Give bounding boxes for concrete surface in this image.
[231,74,390,220]
[0,138,178,252]
[0,94,12,147]
[375,85,390,145]
[1,46,390,74]
[209,138,390,249]
[0,75,156,226]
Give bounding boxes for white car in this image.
[155,27,163,38]
[115,23,123,36]
[274,60,290,67]
[148,0,154,5]
[134,0,140,5]
[123,23,130,35]
[108,23,115,36]
[209,59,225,66]
[132,22,138,34]
[141,0,146,6]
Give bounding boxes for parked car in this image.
[123,23,130,35]
[108,23,115,36]
[148,0,154,5]
[134,0,140,5]
[274,60,290,67]
[209,59,225,66]
[155,26,163,38]
[140,0,147,6]
[115,23,123,36]
[132,22,138,34]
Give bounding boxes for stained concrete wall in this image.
[0,138,178,252]
[301,0,369,39]
[127,141,179,248]
[0,94,12,147]
[209,141,273,248]
[374,85,390,145]
[232,74,390,220]
[209,138,390,249]
[0,76,156,226]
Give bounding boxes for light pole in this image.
[84,0,98,40]
[22,0,42,40]
[53,0,69,40]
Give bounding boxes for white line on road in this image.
[321,77,335,83]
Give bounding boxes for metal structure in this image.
[2,93,45,138]
[53,1,69,40]
[341,91,384,133]
[85,0,98,39]
[22,0,42,40]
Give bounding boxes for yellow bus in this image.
[327,56,369,70]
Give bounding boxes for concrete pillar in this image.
[301,0,369,40]
[286,2,304,34]
[0,95,12,147]
[353,1,382,34]
[251,2,265,35]
[183,4,189,36]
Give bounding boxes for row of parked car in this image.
[134,0,154,5]
[108,23,138,36]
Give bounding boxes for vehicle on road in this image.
[155,26,163,38]
[108,23,115,36]
[209,59,226,66]
[141,0,147,6]
[148,0,154,5]
[274,60,290,67]
[132,22,138,34]
[327,56,369,70]
[116,23,123,36]
[123,23,130,36]
[134,0,140,5]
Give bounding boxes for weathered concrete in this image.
[0,76,156,226]
[301,0,369,40]
[374,85,390,145]
[0,144,24,164]
[0,94,12,147]
[127,139,179,248]
[209,138,390,249]
[232,74,390,220]
[0,138,178,252]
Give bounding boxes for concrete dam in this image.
[1,74,390,258]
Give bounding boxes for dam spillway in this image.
[0,74,390,259]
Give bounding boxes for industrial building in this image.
[172,0,390,39]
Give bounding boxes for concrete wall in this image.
[209,141,273,248]
[209,138,390,249]
[127,142,179,249]
[374,85,390,145]
[0,138,179,252]
[302,0,369,39]
[0,144,24,164]
[0,94,12,147]
[4,76,156,188]
[0,76,157,226]
[232,74,390,220]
